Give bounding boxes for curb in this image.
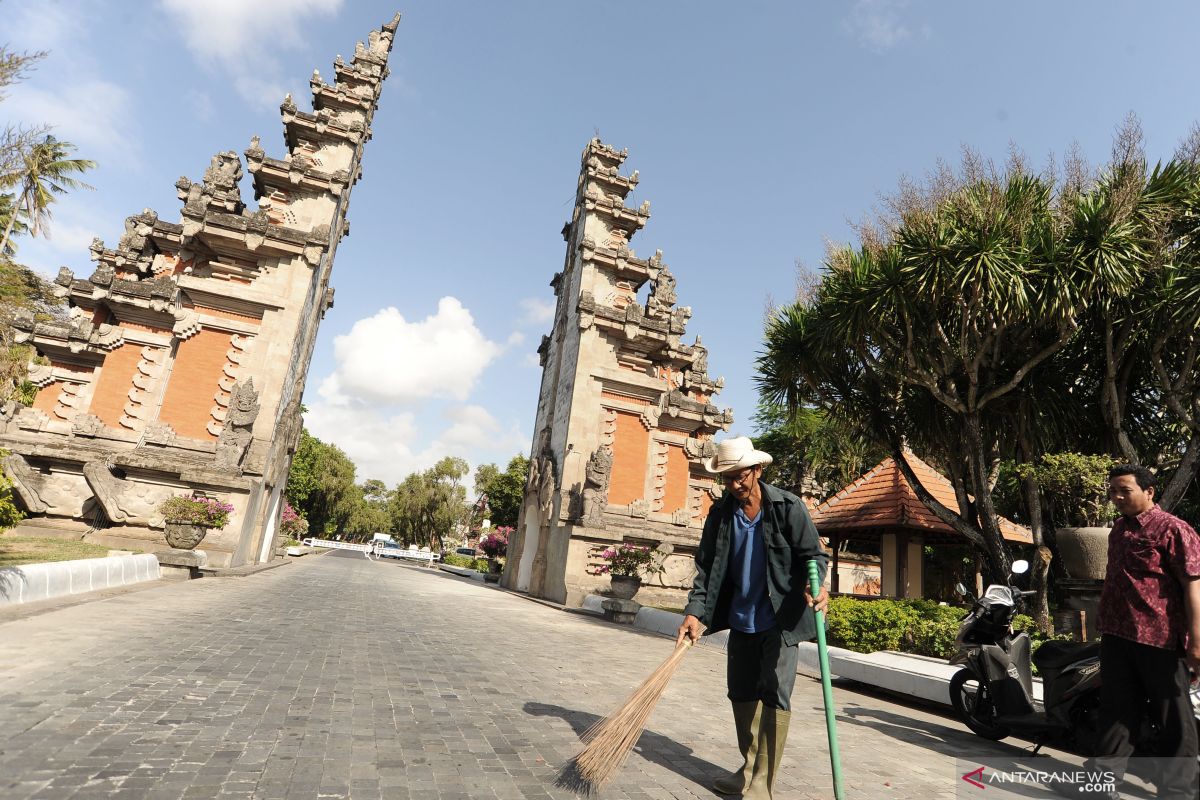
[0,554,160,606]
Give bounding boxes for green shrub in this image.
[440,554,494,572]
[825,598,1073,668]
[826,597,967,658]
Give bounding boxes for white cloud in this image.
[518,296,556,326]
[321,298,501,404]
[6,79,136,160]
[303,401,526,486]
[845,0,917,52]
[2,0,137,161]
[302,298,524,484]
[159,0,345,108]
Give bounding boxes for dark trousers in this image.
[726,627,799,711]
[1092,634,1198,798]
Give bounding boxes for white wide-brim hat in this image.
[703,436,773,475]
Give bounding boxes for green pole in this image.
[808,559,845,800]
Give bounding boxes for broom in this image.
[555,638,694,794]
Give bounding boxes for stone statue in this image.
[215,379,260,472]
[646,265,677,318]
[581,445,613,524]
[537,456,557,526]
[692,336,709,376]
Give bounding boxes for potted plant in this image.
[1016,452,1117,579]
[590,542,664,600]
[478,527,510,582]
[159,494,234,550]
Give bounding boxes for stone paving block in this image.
[0,551,1112,799]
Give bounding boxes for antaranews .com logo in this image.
[958,762,1115,796]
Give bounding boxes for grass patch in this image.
[0,536,119,568]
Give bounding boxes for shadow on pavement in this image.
[524,700,726,790]
[836,702,1155,799]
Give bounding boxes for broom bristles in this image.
[556,640,693,795]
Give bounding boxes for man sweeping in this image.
[676,436,830,799]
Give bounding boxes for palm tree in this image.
[0,135,95,254]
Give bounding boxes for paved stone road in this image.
[0,551,1080,800]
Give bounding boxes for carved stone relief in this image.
[82,461,172,527]
[2,454,93,516]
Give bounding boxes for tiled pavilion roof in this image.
[811,451,1033,545]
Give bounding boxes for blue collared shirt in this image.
[728,505,776,633]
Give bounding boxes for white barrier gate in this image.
[304,538,378,559]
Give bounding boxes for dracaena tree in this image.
[759,151,1145,599]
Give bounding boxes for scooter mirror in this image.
[954,582,969,597]
[1011,559,1030,575]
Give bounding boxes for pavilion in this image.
[810,452,1032,599]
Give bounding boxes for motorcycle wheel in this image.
[949,668,1010,741]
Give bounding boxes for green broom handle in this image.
[808,559,845,800]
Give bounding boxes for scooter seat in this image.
[1032,640,1100,672]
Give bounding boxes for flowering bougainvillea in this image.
[589,543,663,578]
[159,495,234,528]
[479,526,511,559]
[280,502,309,539]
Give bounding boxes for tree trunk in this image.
[963,413,1012,582]
[1020,470,1052,633]
[892,446,987,553]
[1160,429,1200,512]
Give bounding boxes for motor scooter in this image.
[948,558,1109,755]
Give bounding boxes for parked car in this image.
[455,547,478,558]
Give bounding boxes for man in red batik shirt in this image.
[1087,464,1200,799]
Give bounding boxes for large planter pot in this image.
[164,522,209,550]
[609,575,642,600]
[1056,526,1112,580]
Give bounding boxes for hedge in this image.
[826,596,1068,661]
[440,554,487,570]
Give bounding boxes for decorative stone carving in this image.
[215,379,260,472]
[82,460,170,526]
[628,498,650,519]
[2,454,49,513]
[14,406,51,432]
[684,437,717,460]
[72,414,105,437]
[671,508,691,527]
[536,455,557,527]
[646,264,677,318]
[692,336,709,377]
[581,445,613,524]
[143,421,178,446]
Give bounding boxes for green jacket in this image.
[683,481,829,646]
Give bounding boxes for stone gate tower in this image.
[503,140,734,606]
[0,15,400,567]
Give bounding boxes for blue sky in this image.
[6,0,1200,486]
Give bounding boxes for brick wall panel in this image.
[609,410,649,506]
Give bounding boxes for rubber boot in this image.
[741,706,791,800]
[712,701,762,795]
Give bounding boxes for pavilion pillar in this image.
[881,533,899,597]
[830,533,840,594]
[906,535,924,599]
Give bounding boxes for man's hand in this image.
[805,584,830,614]
[676,614,703,646]
[1187,642,1200,674]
